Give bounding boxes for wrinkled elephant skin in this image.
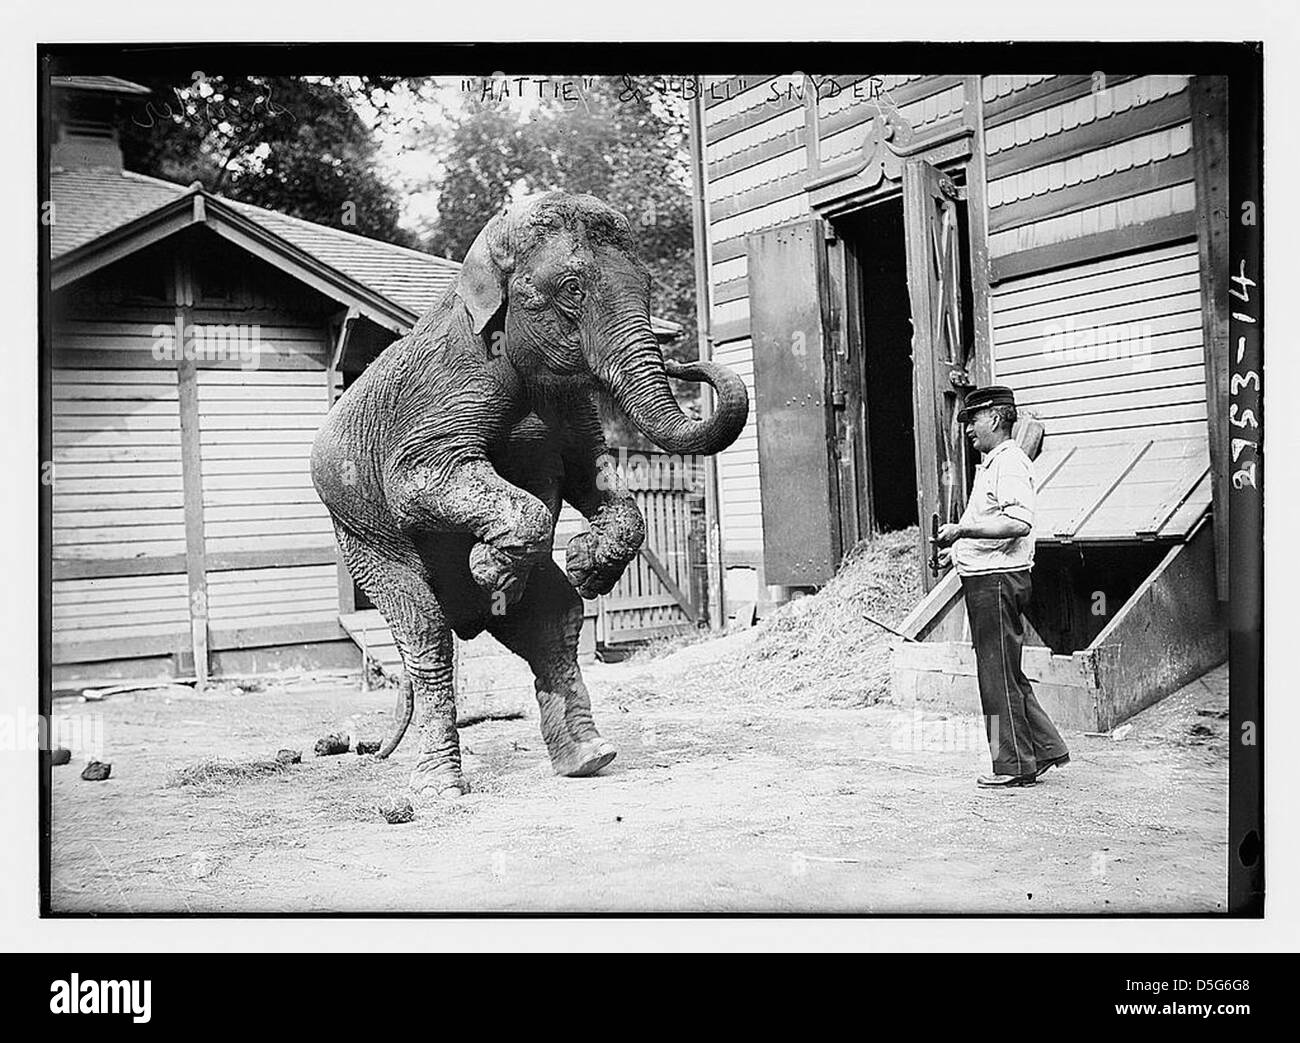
[311,192,749,799]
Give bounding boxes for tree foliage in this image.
[422,79,699,362]
[418,78,702,444]
[120,74,414,246]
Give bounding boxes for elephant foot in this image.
[551,737,617,778]
[409,765,471,803]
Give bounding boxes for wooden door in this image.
[747,217,839,586]
[903,159,974,590]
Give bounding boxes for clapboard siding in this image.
[981,74,1054,104]
[991,240,1207,446]
[197,367,334,565]
[51,573,190,663]
[51,366,185,565]
[981,74,1195,274]
[701,73,966,567]
[987,124,1193,213]
[711,339,763,552]
[206,564,340,628]
[696,70,1217,593]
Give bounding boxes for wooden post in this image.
[174,256,209,689]
[1189,75,1230,600]
[688,92,727,629]
[325,314,357,618]
[963,75,995,388]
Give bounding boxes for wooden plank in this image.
[711,316,750,345]
[897,568,962,640]
[205,535,336,556]
[53,632,184,665]
[1056,440,1152,539]
[996,312,1203,362]
[1037,405,1206,442]
[893,639,1095,690]
[985,74,1140,127]
[204,545,338,572]
[1004,342,1204,384]
[54,507,187,528]
[604,621,695,642]
[987,91,1191,181]
[173,270,209,685]
[1189,74,1230,598]
[965,75,995,388]
[1136,458,1211,538]
[991,238,1196,296]
[992,248,1198,312]
[989,152,1194,235]
[53,572,188,595]
[706,91,805,145]
[1089,524,1226,729]
[53,555,188,580]
[208,618,348,651]
[709,127,805,182]
[990,213,1196,284]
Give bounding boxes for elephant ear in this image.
[456,211,514,334]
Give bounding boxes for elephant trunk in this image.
[604,336,749,457]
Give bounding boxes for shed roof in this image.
[48,167,683,339]
[1032,433,1211,543]
[48,167,462,315]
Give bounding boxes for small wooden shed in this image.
[46,76,706,691]
[688,72,1231,726]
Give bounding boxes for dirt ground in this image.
[48,633,1229,915]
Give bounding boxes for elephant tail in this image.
[375,674,414,759]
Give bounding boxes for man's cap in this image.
[957,385,1017,423]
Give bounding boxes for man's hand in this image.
[936,522,963,547]
[936,547,953,570]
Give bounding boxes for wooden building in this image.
[688,73,1229,727]
[47,77,704,691]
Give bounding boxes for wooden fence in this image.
[555,447,708,646]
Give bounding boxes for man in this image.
[934,385,1070,790]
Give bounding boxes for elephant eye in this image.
[559,276,583,302]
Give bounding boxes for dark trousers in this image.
[960,569,1068,777]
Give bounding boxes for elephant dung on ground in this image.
[311,191,749,801]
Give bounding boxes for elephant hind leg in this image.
[334,525,468,799]
[485,559,616,778]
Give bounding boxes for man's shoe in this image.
[1034,753,1071,779]
[976,773,1037,788]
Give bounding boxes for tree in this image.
[417,78,703,445]
[119,74,414,246]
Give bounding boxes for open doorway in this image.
[840,197,918,533]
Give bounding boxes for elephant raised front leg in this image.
[487,559,617,777]
[335,526,468,800]
[389,458,555,612]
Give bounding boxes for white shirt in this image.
[952,438,1036,576]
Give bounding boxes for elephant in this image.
[310,191,749,801]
